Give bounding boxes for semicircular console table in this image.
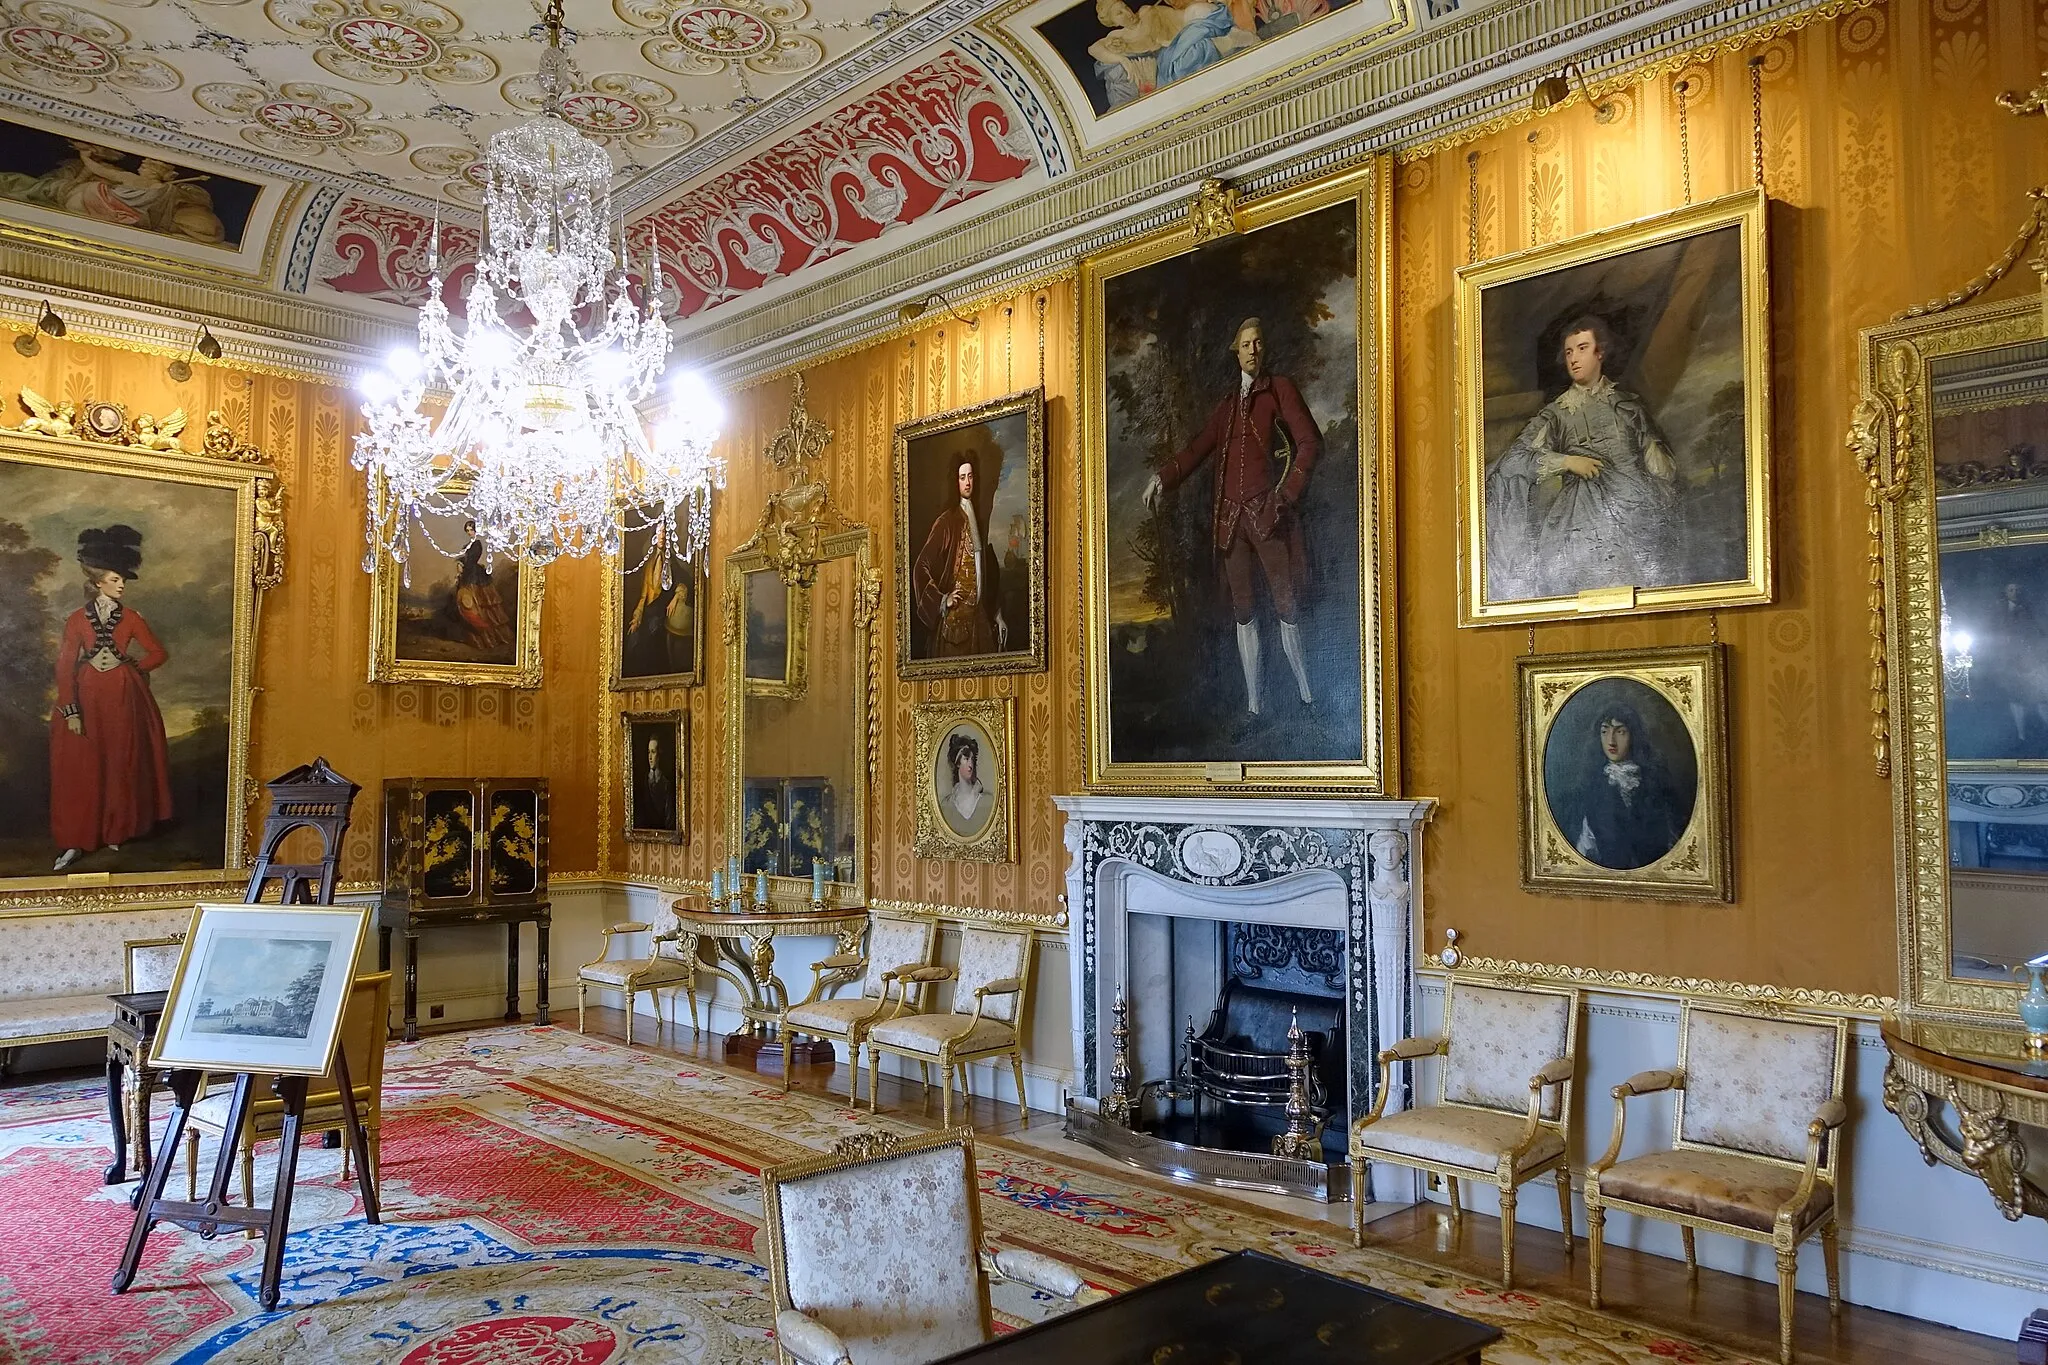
[1881,1013,2048,1222]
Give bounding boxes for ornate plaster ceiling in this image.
[0,0,951,209]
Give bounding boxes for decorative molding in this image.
[869,896,1067,931]
[1428,954,1894,1017]
[951,31,1068,178]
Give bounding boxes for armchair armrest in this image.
[1379,1035,1445,1064]
[812,953,865,971]
[602,921,653,936]
[773,1309,851,1365]
[974,977,1023,998]
[1781,1096,1851,1228]
[1593,1067,1683,1175]
[901,966,956,983]
[985,1248,1109,1306]
[1530,1057,1575,1088]
[1510,1055,1577,1160]
[1811,1097,1848,1131]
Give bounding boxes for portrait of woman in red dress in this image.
[48,525,174,871]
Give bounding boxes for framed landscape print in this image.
[368,484,545,687]
[609,517,703,691]
[0,427,273,904]
[622,709,686,844]
[150,903,371,1077]
[894,390,1047,680]
[1517,644,1731,902]
[741,567,808,698]
[1080,161,1395,792]
[1458,189,1772,626]
[914,698,1016,862]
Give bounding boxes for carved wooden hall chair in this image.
[1585,1001,1849,1365]
[184,972,394,1209]
[1348,977,1582,1288]
[777,912,937,1102]
[863,925,1033,1129]
[576,909,701,1046]
[760,1127,1102,1365]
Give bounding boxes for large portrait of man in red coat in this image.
[1092,191,1375,774]
[0,455,244,881]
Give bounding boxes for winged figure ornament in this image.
[131,408,187,451]
[16,388,76,438]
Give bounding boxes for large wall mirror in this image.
[1863,292,2048,1016]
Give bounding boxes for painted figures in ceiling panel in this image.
[639,51,1035,317]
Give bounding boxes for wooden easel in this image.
[111,1051,378,1311]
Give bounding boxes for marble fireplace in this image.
[1053,795,1434,1202]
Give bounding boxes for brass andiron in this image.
[1104,990,1135,1127]
[1272,1008,1324,1161]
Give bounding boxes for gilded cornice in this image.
[1429,954,1894,1018]
[869,897,1070,933]
[685,0,1872,383]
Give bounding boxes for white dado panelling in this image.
[594,884,1077,1114]
[1409,975,2048,1341]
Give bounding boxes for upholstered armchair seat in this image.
[578,917,700,1047]
[785,996,885,1034]
[0,996,118,1041]
[865,1013,1015,1055]
[780,915,938,1104]
[579,956,696,989]
[1596,1149,1836,1233]
[1353,1105,1567,1174]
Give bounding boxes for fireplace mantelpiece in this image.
[1054,795,1434,1201]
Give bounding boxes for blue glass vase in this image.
[2016,955,2048,1048]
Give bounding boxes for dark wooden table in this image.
[103,990,168,1185]
[935,1248,1501,1364]
[378,897,551,1042]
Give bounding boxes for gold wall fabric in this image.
[0,337,603,883]
[1395,0,2048,997]
[614,289,1082,920]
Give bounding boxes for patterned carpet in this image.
[0,1026,1758,1363]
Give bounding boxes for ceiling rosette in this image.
[195,78,409,157]
[501,69,697,154]
[625,0,826,84]
[0,0,180,96]
[262,0,497,86]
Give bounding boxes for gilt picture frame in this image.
[622,709,687,844]
[1517,644,1731,902]
[1457,189,1772,626]
[894,389,1047,681]
[607,518,704,691]
[0,422,278,909]
[366,479,545,687]
[149,903,371,1077]
[1080,160,1396,793]
[913,697,1017,863]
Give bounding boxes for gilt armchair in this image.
[864,926,1032,1129]
[778,914,937,1102]
[1348,978,1581,1288]
[1585,1002,1849,1365]
[760,1127,1103,1365]
[577,913,700,1046]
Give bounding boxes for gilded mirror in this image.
[1862,290,2048,1016]
[722,377,877,903]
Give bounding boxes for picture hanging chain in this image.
[1676,77,1694,206]
[1466,150,1482,264]
[1748,54,1766,190]
[907,337,919,419]
[1036,292,1048,392]
[1527,131,1541,246]
[1708,611,1719,645]
[1527,625,1537,656]
[1005,303,1015,390]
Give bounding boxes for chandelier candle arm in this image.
[351,0,723,573]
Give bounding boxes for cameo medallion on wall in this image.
[1862,287,2048,1018]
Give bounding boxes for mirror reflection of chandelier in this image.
[351,0,723,575]
[1940,587,1974,697]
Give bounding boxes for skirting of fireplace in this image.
[1063,1102,1351,1203]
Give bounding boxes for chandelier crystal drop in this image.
[351,0,722,576]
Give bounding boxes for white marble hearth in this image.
[1053,795,1434,1200]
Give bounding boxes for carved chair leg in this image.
[242,1136,258,1240]
[1446,1176,1463,1229]
[1555,1169,1574,1257]
[1009,1053,1029,1121]
[866,1046,880,1114]
[1775,1245,1798,1365]
[941,1059,954,1128]
[1682,1226,1697,1279]
[577,982,587,1034]
[1498,1183,1518,1289]
[782,1031,798,1092]
[1587,1203,1606,1309]
[185,1128,199,1203]
[1350,1159,1366,1247]
[1822,1219,1841,1316]
[686,985,699,1034]
[625,989,636,1047]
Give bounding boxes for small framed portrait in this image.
[1458,189,1772,626]
[622,710,686,844]
[1518,644,1731,902]
[368,483,545,686]
[741,567,808,698]
[894,389,1047,680]
[610,515,703,691]
[913,697,1016,863]
[150,903,371,1077]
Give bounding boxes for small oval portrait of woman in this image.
[1541,676,1698,871]
[932,721,999,840]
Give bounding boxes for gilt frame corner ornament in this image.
[1516,643,1732,904]
[1078,156,1398,795]
[0,413,280,910]
[364,477,546,689]
[913,696,1018,864]
[1454,188,1774,629]
[893,388,1048,682]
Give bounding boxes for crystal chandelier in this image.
[352,0,722,575]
